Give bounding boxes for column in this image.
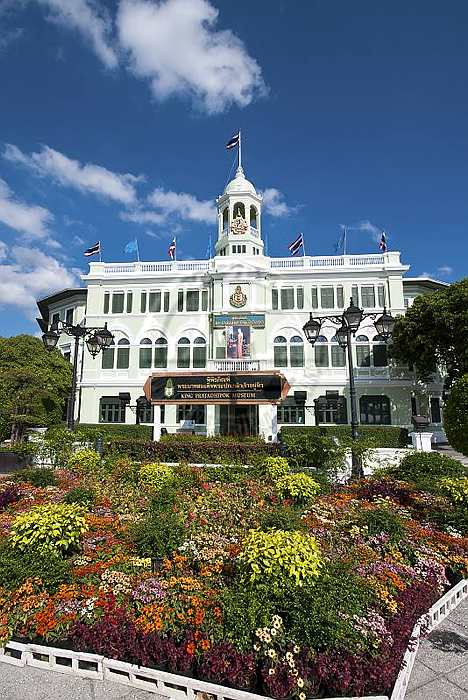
[258,404,278,442]
[153,405,161,442]
[206,404,215,437]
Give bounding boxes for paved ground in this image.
[407,597,468,699]
[434,444,468,468]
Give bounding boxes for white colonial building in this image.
[36,164,446,441]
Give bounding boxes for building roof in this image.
[403,277,449,291]
[224,165,257,195]
[36,288,87,325]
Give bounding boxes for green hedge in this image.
[77,424,153,440]
[280,425,409,448]
[107,434,279,464]
[443,374,468,457]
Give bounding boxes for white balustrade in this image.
[207,359,263,372]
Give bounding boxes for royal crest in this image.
[230,214,248,235]
[164,378,175,399]
[229,285,247,308]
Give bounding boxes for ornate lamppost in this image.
[42,320,114,430]
[303,299,395,478]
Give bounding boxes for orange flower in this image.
[186,641,196,655]
[200,639,211,651]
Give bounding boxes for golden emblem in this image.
[230,285,247,308]
[230,214,248,235]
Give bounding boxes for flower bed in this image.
[0,453,467,699]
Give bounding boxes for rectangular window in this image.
[177,346,190,368]
[315,395,347,424]
[337,286,344,308]
[272,288,278,310]
[103,293,110,314]
[314,346,329,368]
[186,290,199,312]
[281,288,295,310]
[100,397,125,424]
[193,345,206,368]
[101,347,115,369]
[201,289,208,311]
[149,291,161,313]
[352,285,359,306]
[140,292,147,313]
[216,346,226,359]
[378,285,386,307]
[356,345,371,367]
[411,396,418,416]
[111,293,124,314]
[331,345,346,367]
[116,346,129,369]
[137,400,153,425]
[63,351,71,362]
[51,312,60,327]
[139,347,152,369]
[164,291,170,312]
[430,397,441,424]
[320,287,334,309]
[154,345,167,368]
[126,292,133,314]
[311,287,318,309]
[373,344,388,367]
[274,346,288,367]
[290,345,304,367]
[178,290,184,312]
[66,308,73,325]
[361,286,375,308]
[277,400,305,424]
[177,405,206,425]
[360,395,391,425]
[296,287,304,309]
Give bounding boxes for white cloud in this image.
[36,0,118,69]
[437,265,453,277]
[0,26,23,51]
[0,178,54,238]
[121,209,166,225]
[4,143,142,205]
[352,219,383,243]
[260,188,293,217]
[0,242,80,315]
[117,0,266,114]
[147,187,215,223]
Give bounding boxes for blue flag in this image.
[124,240,138,254]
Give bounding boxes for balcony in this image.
[354,366,416,381]
[206,359,267,372]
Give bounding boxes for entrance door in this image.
[219,405,259,436]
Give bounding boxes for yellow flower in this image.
[299,693,306,700]
[297,678,304,688]
[268,649,276,658]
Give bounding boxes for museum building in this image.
[36,164,447,441]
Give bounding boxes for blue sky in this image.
[0,0,467,336]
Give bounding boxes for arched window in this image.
[373,334,388,367]
[314,335,329,368]
[330,335,346,367]
[360,395,391,424]
[222,207,228,231]
[290,335,304,367]
[116,338,130,369]
[193,337,206,368]
[177,337,191,368]
[273,336,287,367]
[355,334,371,368]
[233,202,245,219]
[250,205,258,229]
[154,337,168,368]
[139,338,152,369]
[102,340,115,369]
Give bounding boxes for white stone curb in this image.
[0,579,465,700]
[390,578,468,700]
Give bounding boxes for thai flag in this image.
[288,233,304,256]
[379,232,387,253]
[84,241,100,257]
[226,131,240,150]
[168,237,176,260]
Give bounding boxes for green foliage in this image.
[0,541,71,592]
[216,581,276,651]
[444,374,468,456]
[275,472,320,503]
[205,464,247,483]
[389,451,467,488]
[139,462,175,491]
[78,423,153,440]
[107,457,140,484]
[0,335,72,441]
[67,449,101,473]
[259,456,290,481]
[259,504,307,532]
[129,488,184,557]
[239,529,321,587]
[11,468,57,487]
[440,477,468,506]
[391,278,468,385]
[10,503,88,555]
[357,506,406,543]
[64,486,96,507]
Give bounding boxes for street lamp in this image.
[302,300,395,478]
[42,319,114,430]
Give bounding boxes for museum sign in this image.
[144,371,289,405]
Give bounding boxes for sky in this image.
[0,0,467,336]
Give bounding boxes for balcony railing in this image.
[206,359,266,372]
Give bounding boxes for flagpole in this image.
[174,237,177,262]
[302,233,306,257]
[136,238,140,262]
[238,129,242,169]
[99,241,102,263]
[343,226,347,255]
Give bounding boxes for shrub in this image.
[275,472,320,503]
[391,451,467,488]
[216,581,276,651]
[239,529,321,587]
[10,503,88,554]
[64,486,96,507]
[198,642,256,690]
[129,488,185,558]
[444,374,468,456]
[0,541,71,592]
[67,448,101,473]
[78,423,153,440]
[440,477,468,506]
[259,504,307,531]
[0,485,21,511]
[280,431,347,475]
[139,463,175,491]
[108,457,139,484]
[11,468,57,487]
[357,506,406,543]
[281,425,409,450]
[260,456,290,481]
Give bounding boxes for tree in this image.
[443,374,468,456]
[0,335,72,442]
[391,278,468,386]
